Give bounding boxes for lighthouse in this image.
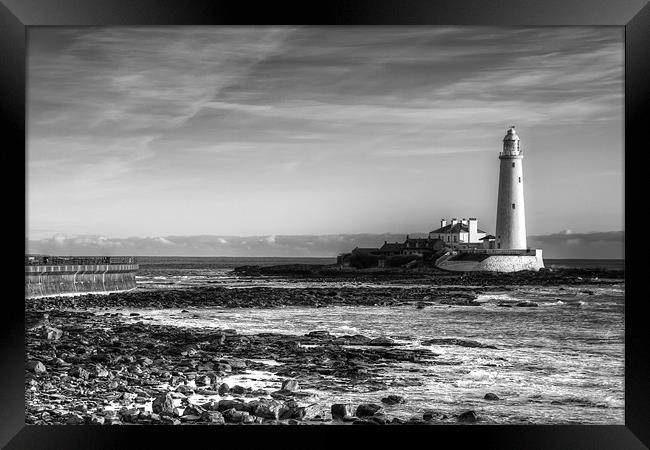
[495,126,527,249]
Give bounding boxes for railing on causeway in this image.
[25,255,138,266]
[457,248,537,256]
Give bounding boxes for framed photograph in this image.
[4,0,647,448]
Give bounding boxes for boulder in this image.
[201,410,225,424]
[183,403,206,416]
[121,392,138,402]
[279,400,304,420]
[250,399,284,420]
[221,408,250,424]
[356,403,383,417]
[215,363,232,373]
[195,375,213,386]
[176,385,195,395]
[69,367,90,379]
[89,415,105,425]
[381,395,405,405]
[281,379,300,392]
[26,361,46,374]
[151,393,175,415]
[306,330,331,338]
[457,410,478,423]
[93,365,110,378]
[217,399,248,412]
[270,390,294,401]
[119,408,141,423]
[331,403,355,420]
[160,417,181,425]
[251,389,268,396]
[484,393,500,401]
[65,413,86,425]
[301,404,325,420]
[367,337,397,346]
[200,400,219,411]
[423,410,445,421]
[409,417,427,424]
[179,415,202,422]
[369,415,389,424]
[223,359,247,370]
[41,326,63,341]
[217,383,230,395]
[230,385,248,395]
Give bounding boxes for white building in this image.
[428,217,487,247]
[495,126,527,249]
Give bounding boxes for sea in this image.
[112,257,625,424]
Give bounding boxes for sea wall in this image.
[437,249,544,273]
[25,264,139,298]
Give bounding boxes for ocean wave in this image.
[331,325,360,335]
[464,369,497,381]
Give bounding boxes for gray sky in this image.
[27,26,624,253]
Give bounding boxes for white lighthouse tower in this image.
[495,126,527,249]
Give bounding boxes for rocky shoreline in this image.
[233,264,623,285]
[25,309,497,425]
[25,267,624,426]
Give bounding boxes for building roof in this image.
[430,223,486,234]
[404,237,442,248]
[379,242,405,253]
[352,247,380,254]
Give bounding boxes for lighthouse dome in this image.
[503,126,520,141]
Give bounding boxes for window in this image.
[453,236,457,242]
[512,162,515,168]
[519,177,521,183]
[512,203,516,209]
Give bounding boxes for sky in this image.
[27,26,624,257]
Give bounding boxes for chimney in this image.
[461,218,468,225]
[468,218,478,243]
[440,219,447,228]
[451,218,458,226]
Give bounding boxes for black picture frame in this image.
[3,0,647,448]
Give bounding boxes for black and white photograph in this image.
[24,25,626,427]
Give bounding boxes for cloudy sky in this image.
[27,26,624,256]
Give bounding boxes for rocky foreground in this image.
[24,266,623,426]
[25,308,499,425]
